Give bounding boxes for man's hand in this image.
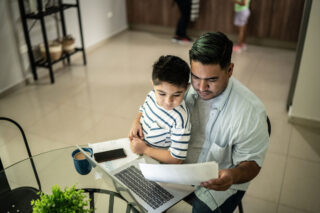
[130,137,148,155]
[129,113,144,140]
[200,161,261,191]
[200,169,234,191]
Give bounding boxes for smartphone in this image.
[93,148,127,163]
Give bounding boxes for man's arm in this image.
[200,161,260,191]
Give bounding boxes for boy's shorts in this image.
[234,9,250,27]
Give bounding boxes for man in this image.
[184,32,269,213]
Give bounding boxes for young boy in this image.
[129,55,191,164]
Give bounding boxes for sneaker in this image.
[178,36,193,44]
[241,43,247,51]
[233,45,242,53]
[171,35,180,43]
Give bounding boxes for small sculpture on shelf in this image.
[39,40,62,61]
[62,35,75,53]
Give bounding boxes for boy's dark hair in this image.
[152,55,190,88]
[189,32,233,70]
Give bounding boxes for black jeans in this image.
[174,0,191,37]
[184,190,245,213]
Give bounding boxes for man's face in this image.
[190,60,233,100]
[153,82,188,110]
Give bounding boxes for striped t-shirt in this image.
[139,90,191,160]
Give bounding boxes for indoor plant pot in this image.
[31,184,93,213]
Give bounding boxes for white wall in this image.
[0,0,128,94]
[64,0,128,48]
[289,0,320,126]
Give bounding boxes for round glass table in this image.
[0,146,139,213]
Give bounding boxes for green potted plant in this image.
[31,184,93,213]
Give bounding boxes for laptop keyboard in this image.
[114,165,174,209]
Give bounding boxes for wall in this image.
[64,0,128,48]
[0,1,22,93]
[289,0,320,127]
[0,0,128,94]
[126,0,305,42]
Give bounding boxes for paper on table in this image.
[89,138,139,173]
[139,161,218,185]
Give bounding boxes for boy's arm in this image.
[144,146,183,164]
[129,112,144,140]
[130,137,183,164]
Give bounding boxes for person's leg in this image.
[191,194,215,213]
[191,190,245,213]
[234,9,250,52]
[175,0,187,37]
[174,0,191,41]
[238,25,246,45]
[217,190,245,213]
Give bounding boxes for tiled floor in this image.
[1,30,320,213]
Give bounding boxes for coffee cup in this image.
[72,147,93,175]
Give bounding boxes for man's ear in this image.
[228,63,234,77]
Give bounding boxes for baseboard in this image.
[128,24,297,50]
[85,26,129,54]
[0,26,129,98]
[288,107,320,129]
[0,79,28,98]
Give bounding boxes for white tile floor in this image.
[1,30,320,213]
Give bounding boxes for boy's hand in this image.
[129,113,144,140]
[130,137,148,155]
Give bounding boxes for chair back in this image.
[0,117,41,191]
[267,116,271,136]
[0,158,10,194]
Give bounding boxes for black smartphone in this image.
[93,148,127,163]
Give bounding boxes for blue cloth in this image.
[185,77,269,210]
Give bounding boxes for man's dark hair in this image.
[152,55,190,88]
[189,32,233,69]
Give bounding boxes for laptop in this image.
[77,145,194,213]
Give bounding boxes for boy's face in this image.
[153,82,188,111]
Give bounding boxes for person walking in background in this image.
[233,0,251,53]
[172,0,193,44]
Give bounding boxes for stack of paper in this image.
[139,161,218,185]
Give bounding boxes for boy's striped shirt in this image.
[139,90,191,159]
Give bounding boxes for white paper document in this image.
[139,161,218,185]
[89,138,139,172]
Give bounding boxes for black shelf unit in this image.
[18,0,87,84]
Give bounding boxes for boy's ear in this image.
[150,80,154,86]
